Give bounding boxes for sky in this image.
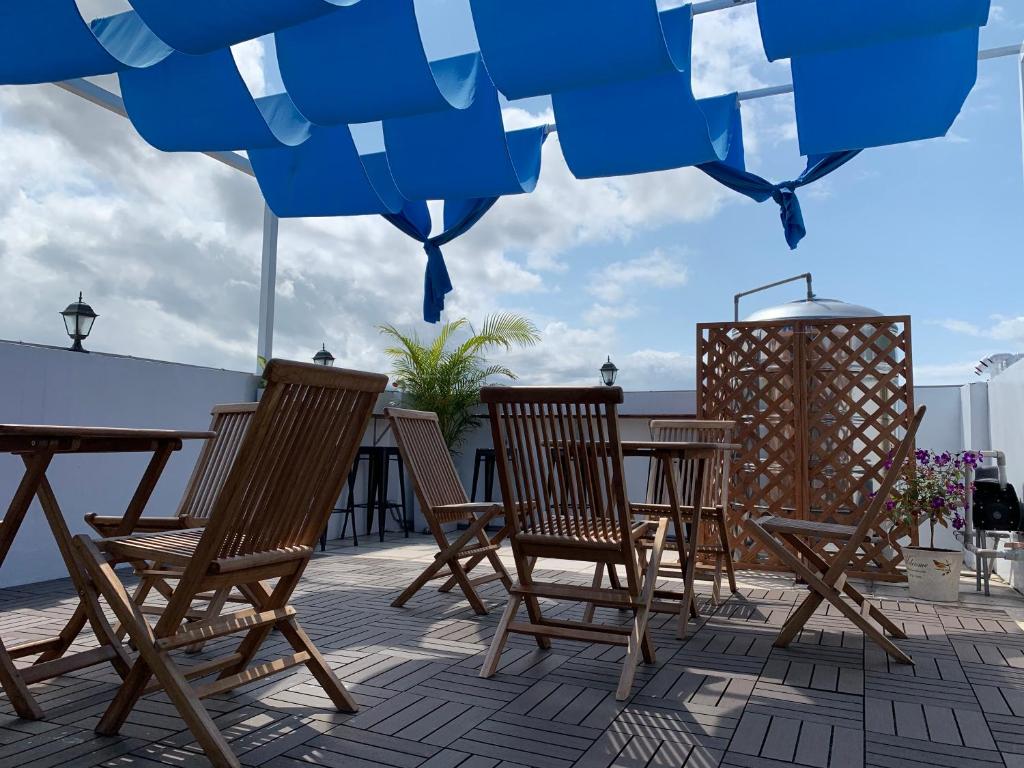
[0,1,1021,390]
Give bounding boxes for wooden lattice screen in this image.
[697,315,916,581]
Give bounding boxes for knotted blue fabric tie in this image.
[699,150,859,249]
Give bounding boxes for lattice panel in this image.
[697,316,915,580]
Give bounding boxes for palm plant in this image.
[379,313,540,450]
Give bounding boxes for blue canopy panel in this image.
[0,5,170,84]
[126,0,359,56]
[382,60,545,200]
[119,49,311,151]
[792,29,981,156]
[249,125,405,217]
[756,0,991,61]
[546,4,741,179]
[469,0,687,100]
[277,0,478,125]
[557,84,742,179]
[755,0,990,154]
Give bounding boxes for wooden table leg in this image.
[113,443,176,536]
[663,458,699,639]
[0,450,55,718]
[30,471,132,676]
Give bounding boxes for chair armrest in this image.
[433,503,503,520]
[85,513,186,536]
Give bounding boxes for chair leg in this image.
[397,455,408,538]
[279,618,358,712]
[785,534,908,641]
[582,563,605,624]
[470,452,482,502]
[185,588,230,654]
[717,514,738,594]
[712,554,723,606]
[617,518,668,701]
[377,454,388,543]
[393,519,494,613]
[774,592,824,647]
[746,522,913,664]
[480,594,522,678]
[74,537,238,765]
[521,557,551,650]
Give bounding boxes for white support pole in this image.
[257,204,278,372]
[1019,47,1024,186]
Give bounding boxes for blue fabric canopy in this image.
[0,6,170,84]
[0,0,997,322]
[126,0,358,56]
[757,0,992,61]
[469,0,686,100]
[120,49,311,151]
[249,132,405,217]
[385,198,501,322]
[699,151,860,249]
[276,0,479,126]
[383,64,546,200]
[756,0,991,155]
[473,3,743,179]
[553,7,742,178]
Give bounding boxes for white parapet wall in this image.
[987,362,1024,588]
[0,340,1003,590]
[0,341,258,588]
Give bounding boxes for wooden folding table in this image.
[623,440,740,637]
[0,424,214,719]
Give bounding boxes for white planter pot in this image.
[903,546,963,602]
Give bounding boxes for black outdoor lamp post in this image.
[60,292,98,352]
[599,356,619,386]
[312,343,335,366]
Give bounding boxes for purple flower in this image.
[931,497,944,509]
[885,500,896,511]
[952,514,965,531]
[915,449,930,465]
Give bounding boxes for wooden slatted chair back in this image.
[190,361,387,568]
[174,403,258,524]
[385,408,468,525]
[830,405,925,571]
[481,386,635,576]
[646,419,735,511]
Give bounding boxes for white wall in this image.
[986,363,1024,587]
[0,342,258,587]
[0,338,1001,589]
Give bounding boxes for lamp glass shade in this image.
[599,357,618,386]
[313,345,335,366]
[60,293,97,350]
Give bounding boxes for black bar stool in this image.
[320,445,409,549]
[320,451,365,551]
[371,446,409,541]
[471,447,497,502]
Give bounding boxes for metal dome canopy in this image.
[743,297,884,322]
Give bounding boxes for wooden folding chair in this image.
[385,408,512,615]
[73,361,387,768]
[478,386,668,701]
[644,419,738,604]
[743,406,925,664]
[85,403,257,650]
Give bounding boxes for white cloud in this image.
[587,249,689,303]
[939,316,1024,345]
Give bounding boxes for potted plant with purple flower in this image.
[885,449,982,601]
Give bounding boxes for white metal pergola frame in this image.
[44,0,1024,371]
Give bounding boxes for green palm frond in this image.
[377,313,539,451]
